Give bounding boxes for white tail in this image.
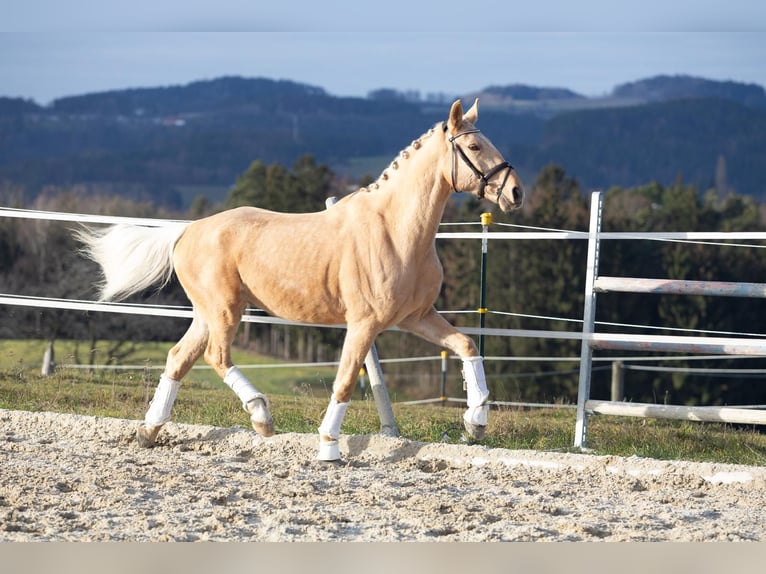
[75,223,189,301]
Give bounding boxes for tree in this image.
[490,165,588,401]
[0,190,190,361]
[226,154,334,213]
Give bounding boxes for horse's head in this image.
[442,99,523,212]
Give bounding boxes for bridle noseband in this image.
[445,124,513,200]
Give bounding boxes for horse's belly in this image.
[242,275,346,326]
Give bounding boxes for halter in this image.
[445,124,513,200]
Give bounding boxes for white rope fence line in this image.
[22,353,766,373]
[488,310,766,339]
[24,292,765,349]
[623,364,766,375]
[396,395,766,409]
[399,397,578,409]
[490,220,766,249]
[5,206,766,246]
[0,207,187,227]
[4,292,764,342]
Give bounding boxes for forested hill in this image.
[1,74,765,208]
[526,98,766,196]
[612,75,766,108]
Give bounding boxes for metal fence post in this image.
[478,212,492,357]
[364,344,399,436]
[574,191,603,449]
[41,339,55,376]
[611,361,624,402]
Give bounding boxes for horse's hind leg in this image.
[202,303,274,437]
[137,313,209,447]
[399,308,489,440]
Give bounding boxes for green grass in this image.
[2,339,766,467]
[0,339,338,396]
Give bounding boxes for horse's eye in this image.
[468,143,480,151]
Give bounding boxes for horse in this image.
[76,99,524,461]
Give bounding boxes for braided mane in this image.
[358,124,439,193]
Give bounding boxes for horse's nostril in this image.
[511,186,523,204]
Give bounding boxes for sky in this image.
[2,1,765,105]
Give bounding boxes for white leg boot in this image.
[462,357,489,439]
[224,366,274,437]
[317,396,350,461]
[137,373,181,447]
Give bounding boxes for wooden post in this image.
[358,366,367,400]
[440,350,448,405]
[611,361,624,402]
[240,308,251,347]
[41,339,55,376]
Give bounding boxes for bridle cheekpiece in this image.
[445,123,513,200]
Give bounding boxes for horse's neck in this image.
[371,138,451,248]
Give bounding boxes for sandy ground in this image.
[1,408,765,542]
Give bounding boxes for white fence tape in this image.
[5,207,766,242]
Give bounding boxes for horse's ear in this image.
[464,98,479,125]
[447,99,464,135]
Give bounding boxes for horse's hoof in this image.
[317,439,341,462]
[136,424,161,447]
[463,420,486,441]
[246,398,275,437]
[463,404,488,440]
[251,419,275,437]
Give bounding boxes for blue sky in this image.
[2,2,765,104]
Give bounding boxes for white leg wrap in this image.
[144,374,181,427]
[318,396,350,440]
[463,357,489,427]
[464,404,489,427]
[463,357,489,407]
[317,440,341,461]
[224,366,265,410]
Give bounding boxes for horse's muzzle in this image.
[499,184,524,212]
[511,185,523,206]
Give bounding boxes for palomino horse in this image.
[77,99,523,461]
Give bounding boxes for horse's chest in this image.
[368,251,442,303]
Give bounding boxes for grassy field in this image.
[2,339,766,467]
[0,339,339,395]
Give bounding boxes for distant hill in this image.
[522,97,766,196]
[477,84,584,103]
[1,74,765,207]
[0,97,42,115]
[50,77,320,116]
[612,75,766,108]
[484,84,585,100]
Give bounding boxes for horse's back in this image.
[172,205,348,321]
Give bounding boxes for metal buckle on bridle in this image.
[446,125,513,200]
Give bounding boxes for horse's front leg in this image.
[399,308,490,440]
[317,325,377,461]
